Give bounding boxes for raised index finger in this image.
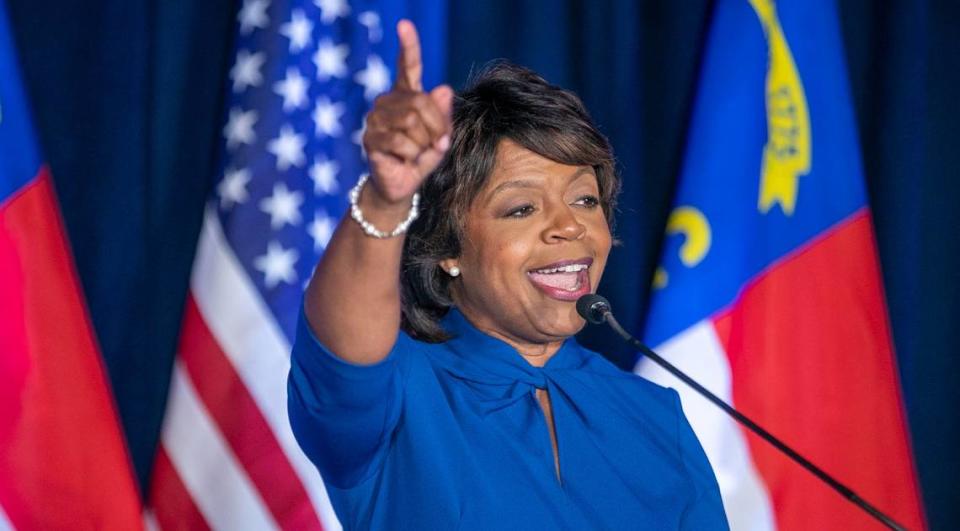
[395,19,423,92]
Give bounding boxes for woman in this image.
[288,20,728,530]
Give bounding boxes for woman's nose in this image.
[541,205,586,243]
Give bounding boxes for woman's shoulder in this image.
[570,342,682,411]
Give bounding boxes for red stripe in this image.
[150,446,211,531]
[714,209,926,530]
[176,295,325,530]
[0,169,143,530]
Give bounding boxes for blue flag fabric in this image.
[638,1,925,529]
[644,0,868,348]
[216,0,446,342]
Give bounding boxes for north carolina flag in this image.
[638,0,925,529]
[0,1,143,528]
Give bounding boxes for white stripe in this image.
[191,209,341,530]
[637,320,777,531]
[162,362,278,531]
[0,504,13,531]
[143,509,160,531]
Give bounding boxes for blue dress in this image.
[288,308,728,530]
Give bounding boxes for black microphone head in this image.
[576,294,611,325]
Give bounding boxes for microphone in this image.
[576,294,907,531]
[576,294,613,325]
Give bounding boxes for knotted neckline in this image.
[426,309,593,416]
[426,309,667,506]
[441,308,588,385]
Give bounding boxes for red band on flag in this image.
[0,168,143,530]
[150,446,212,531]
[177,295,325,530]
[715,209,925,529]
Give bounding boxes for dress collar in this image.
[435,308,588,390]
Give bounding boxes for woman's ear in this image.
[439,258,460,277]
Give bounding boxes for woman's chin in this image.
[529,309,586,340]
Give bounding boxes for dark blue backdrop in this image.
[7,0,958,527]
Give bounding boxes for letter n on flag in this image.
[638,0,926,529]
[0,1,143,529]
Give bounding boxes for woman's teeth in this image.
[530,264,588,274]
[527,265,587,291]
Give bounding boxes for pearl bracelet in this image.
[348,174,420,238]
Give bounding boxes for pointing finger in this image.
[395,19,423,92]
[429,85,454,124]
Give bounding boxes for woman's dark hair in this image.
[400,61,620,342]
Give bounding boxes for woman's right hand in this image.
[362,20,453,207]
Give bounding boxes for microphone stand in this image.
[583,298,908,531]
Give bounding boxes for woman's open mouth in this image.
[526,258,593,302]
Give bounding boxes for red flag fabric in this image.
[0,1,144,527]
[638,0,925,529]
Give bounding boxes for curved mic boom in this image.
[576,294,907,531]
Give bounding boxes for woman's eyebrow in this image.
[567,167,594,183]
[488,178,541,199]
[486,167,596,203]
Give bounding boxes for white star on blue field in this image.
[215,0,392,339]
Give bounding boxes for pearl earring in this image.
[448,266,461,277]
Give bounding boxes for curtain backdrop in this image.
[7,0,958,527]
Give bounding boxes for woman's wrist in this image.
[350,174,420,238]
[361,177,416,215]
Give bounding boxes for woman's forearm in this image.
[303,20,450,365]
[303,186,411,365]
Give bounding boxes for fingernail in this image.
[437,135,450,151]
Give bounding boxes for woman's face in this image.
[448,139,612,351]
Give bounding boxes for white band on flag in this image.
[142,509,160,531]
[0,503,14,531]
[162,361,278,531]
[638,320,777,531]
[191,208,340,529]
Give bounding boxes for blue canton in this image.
[214,0,394,341]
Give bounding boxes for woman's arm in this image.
[303,20,452,365]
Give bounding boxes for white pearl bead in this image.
[347,174,420,239]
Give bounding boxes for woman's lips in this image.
[527,268,592,301]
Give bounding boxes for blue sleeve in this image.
[287,309,411,489]
[673,392,730,530]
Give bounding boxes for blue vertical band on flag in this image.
[213,0,445,342]
[0,0,41,201]
[644,0,869,347]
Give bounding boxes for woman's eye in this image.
[574,195,601,208]
[505,204,536,218]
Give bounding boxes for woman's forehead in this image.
[487,140,595,187]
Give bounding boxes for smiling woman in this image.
[288,20,728,530]
[401,58,618,348]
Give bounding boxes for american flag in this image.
[146,1,442,528]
